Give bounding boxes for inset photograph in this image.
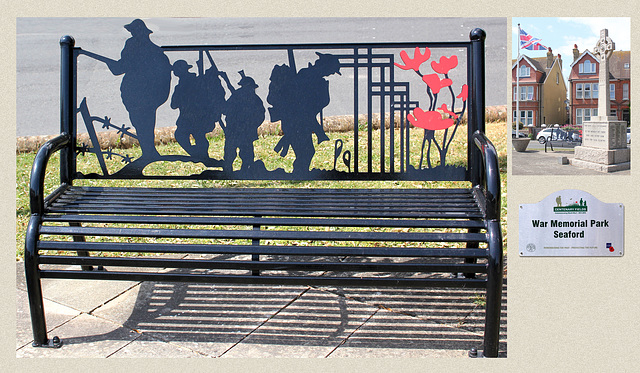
[511,17,630,175]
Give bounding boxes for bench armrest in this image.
[29,133,72,215]
[472,130,501,220]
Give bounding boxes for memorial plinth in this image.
[572,117,630,172]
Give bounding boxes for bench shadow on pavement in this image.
[54,261,507,357]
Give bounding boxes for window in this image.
[623,83,629,100]
[576,83,583,99]
[579,60,596,74]
[576,109,583,125]
[584,84,591,99]
[624,63,630,69]
[519,65,530,77]
[513,111,533,126]
[584,108,592,122]
[610,84,615,100]
[592,83,598,98]
[556,72,559,84]
[517,86,534,101]
[576,108,597,125]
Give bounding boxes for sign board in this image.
[519,190,624,256]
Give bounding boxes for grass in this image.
[15,120,507,261]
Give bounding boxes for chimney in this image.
[558,54,562,69]
[573,44,580,62]
[547,47,554,68]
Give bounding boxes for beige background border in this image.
[4,1,640,371]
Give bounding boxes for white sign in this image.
[519,190,624,256]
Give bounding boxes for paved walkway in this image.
[16,262,507,358]
[512,146,631,175]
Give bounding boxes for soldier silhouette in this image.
[87,19,172,160]
[268,52,341,173]
[220,70,265,172]
[170,59,224,162]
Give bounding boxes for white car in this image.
[537,128,569,144]
[627,128,631,144]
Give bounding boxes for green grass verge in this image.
[16,121,507,260]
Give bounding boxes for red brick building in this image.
[568,45,630,126]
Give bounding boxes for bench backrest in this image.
[58,21,487,185]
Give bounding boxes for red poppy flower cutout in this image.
[431,55,458,75]
[457,84,468,102]
[422,74,453,94]
[408,108,455,131]
[395,47,431,72]
[439,104,458,119]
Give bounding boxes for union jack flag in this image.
[520,28,548,50]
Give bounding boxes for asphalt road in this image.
[17,17,507,137]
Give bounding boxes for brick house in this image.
[568,45,630,126]
[512,48,567,129]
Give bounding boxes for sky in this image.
[512,17,630,82]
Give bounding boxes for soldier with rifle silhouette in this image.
[81,19,172,160]
[219,70,265,172]
[267,51,341,173]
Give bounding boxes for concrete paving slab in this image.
[16,288,81,349]
[108,335,205,358]
[221,288,378,358]
[16,263,140,312]
[329,308,480,357]
[16,313,139,358]
[512,149,630,175]
[93,280,307,357]
[317,286,482,326]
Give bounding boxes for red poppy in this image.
[395,47,431,72]
[407,108,455,131]
[422,74,453,94]
[457,84,468,102]
[439,103,458,119]
[431,55,458,75]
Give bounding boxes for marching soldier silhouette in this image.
[170,59,222,162]
[219,70,266,172]
[268,52,341,173]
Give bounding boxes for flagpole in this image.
[516,23,521,136]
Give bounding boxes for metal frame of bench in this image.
[25,24,503,357]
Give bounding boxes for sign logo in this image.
[553,195,588,214]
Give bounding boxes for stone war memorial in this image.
[572,29,630,172]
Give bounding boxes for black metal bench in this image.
[25,20,503,357]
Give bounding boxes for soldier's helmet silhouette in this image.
[124,19,153,35]
[172,60,193,75]
[314,52,342,76]
[238,70,258,89]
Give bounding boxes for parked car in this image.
[512,130,527,138]
[537,128,570,144]
[627,128,631,144]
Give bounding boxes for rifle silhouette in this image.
[79,50,123,75]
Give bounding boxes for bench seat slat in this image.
[37,241,488,258]
[39,225,488,243]
[42,214,488,229]
[39,256,488,274]
[39,270,488,289]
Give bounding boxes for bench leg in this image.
[482,219,503,357]
[252,223,260,276]
[69,222,98,271]
[24,215,63,348]
[464,227,481,279]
